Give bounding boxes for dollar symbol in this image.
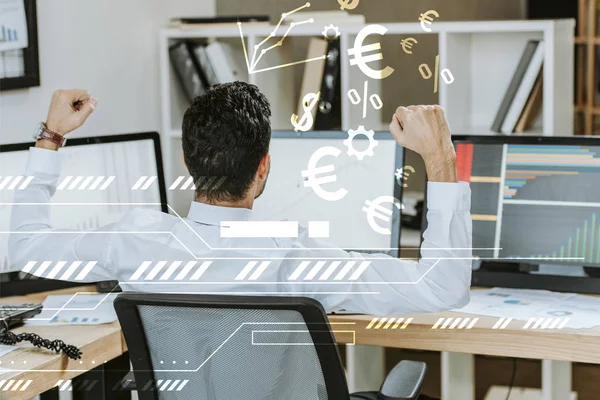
[291,92,320,132]
[338,0,360,11]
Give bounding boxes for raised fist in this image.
[45,89,98,136]
[389,105,457,182]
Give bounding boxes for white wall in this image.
[0,0,215,144]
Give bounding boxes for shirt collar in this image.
[187,201,253,226]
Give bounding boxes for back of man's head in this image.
[182,81,272,203]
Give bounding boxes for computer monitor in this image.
[0,132,168,295]
[445,135,600,293]
[252,130,403,257]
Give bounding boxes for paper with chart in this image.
[456,288,600,329]
[0,0,29,51]
[24,293,119,326]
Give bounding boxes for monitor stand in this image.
[472,261,600,294]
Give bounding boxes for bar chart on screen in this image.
[456,142,600,264]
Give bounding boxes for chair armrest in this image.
[378,360,427,400]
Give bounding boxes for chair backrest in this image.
[114,293,350,400]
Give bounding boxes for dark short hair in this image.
[182,81,271,202]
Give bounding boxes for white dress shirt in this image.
[9,147,472,315]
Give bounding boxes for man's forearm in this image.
[424,151,458,183]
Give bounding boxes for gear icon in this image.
[322,24,341,40]
[343,125,378,161]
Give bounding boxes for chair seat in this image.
[350,391,378,400]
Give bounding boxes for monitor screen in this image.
[0,132,167,272]
[252,131,403,255]
[453,136,600,267]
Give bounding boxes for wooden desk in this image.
[0,286,127,400]
[2,287,599,400]
[329,311,600,400]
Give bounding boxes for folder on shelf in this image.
[491,40,541,133]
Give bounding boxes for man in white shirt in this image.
[9,83,472,315]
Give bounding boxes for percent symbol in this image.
[347,80,384,119]
[418,55,454,93]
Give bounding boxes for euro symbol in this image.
[348,24,395,80]
[362,195,403,235]
[301,146,348,202]
[400,37,418,54]
[337,0,359,11]
[419,10,439,32]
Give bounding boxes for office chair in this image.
[114,293,427,400]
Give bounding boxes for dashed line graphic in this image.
[0,379,32,391]
[55,380,97,392]
[366,317,413,330]
[0,176,34,190]
[21,261,97,280]
[522,318,569,330]
[235,261,272,280]
[131,176,157,190]
[431,317,478,330]
[287,261,371,281]
[492,318,512,329]
[168,176,227,191]
[128,261,211,281]
[112,379,189,392]
[57,176,115,191]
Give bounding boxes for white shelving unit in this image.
[159,19,574,207]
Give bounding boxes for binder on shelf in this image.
[315,38,342,130]
[204,41,246,83]
[168,42,207,103]
[501,40,545,135]
[491,40,541,133]
[192,43,219,87]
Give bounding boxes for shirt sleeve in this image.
[8,147,115,282]
[287,182,472,316]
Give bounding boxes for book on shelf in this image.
[515,70,543,134]
[490,40,541,133]
[169,15,270,29]
[501,40,545,135]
